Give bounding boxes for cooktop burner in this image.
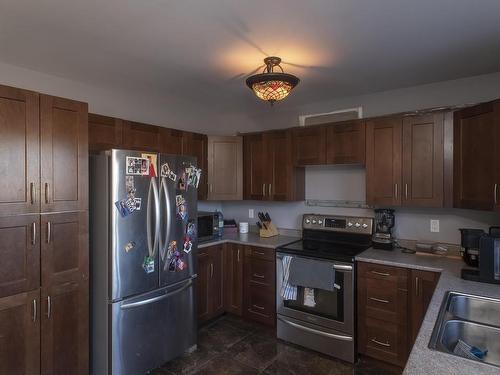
[277,214,374,263]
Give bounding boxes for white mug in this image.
[239,222,249,234]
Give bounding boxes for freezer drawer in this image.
[110,277,196,375]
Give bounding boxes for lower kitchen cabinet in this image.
[223,243,244,315]
[0,290,40,375]
[197,245,224,323]
[357,262,439,367]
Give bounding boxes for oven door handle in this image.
[276,254,353,273]
[277,317,353,342]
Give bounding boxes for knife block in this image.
[259,221,279,238]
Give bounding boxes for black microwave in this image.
[197,211,222,242]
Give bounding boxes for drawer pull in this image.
[371,338,391,347]
[369,297,389,304]
[252,273,265,279]
[252,304,265,310]
[370,270,390,277]
[254,251,265,256]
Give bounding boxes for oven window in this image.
[197,216,213,239]
[284,272,344,321]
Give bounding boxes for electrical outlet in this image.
[249,209,254,219]
[430,220,440,233]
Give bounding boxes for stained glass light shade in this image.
[246,57,299,105]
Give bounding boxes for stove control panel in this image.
[302,214,373,234]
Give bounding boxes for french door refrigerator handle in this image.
[120,277,195,310]
[159,177,171,261]
[147,178,160,258]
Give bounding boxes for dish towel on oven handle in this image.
[288,257,336,292]
[281,255,298,300]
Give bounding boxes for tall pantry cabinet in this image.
[0,84,89,375]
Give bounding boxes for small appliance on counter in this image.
[372,208,395,250]
[459,228,484,267]
[223,219,239,234]
[462,227,500,285]
[197,211,223,242]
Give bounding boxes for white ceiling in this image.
[1,0,500,132]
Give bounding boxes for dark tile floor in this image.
[151,314,402,375]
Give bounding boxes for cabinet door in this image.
[0,85,39,216]
[496,102,500,211]
[41,281,89,375]
[267,130,305,201]
[160,128,184,154]
[40,95,88,213]
[409,270,439,344]
[0,290,40,375]
[41,212,89,288]
[454,102,498,210]
[196,249,212,323]
[366,117,403,206]
[88,113,123,153]
[207,136,243,200]
[0,215,40,298]
[326,120,366,165]
[209,245,224,317]
[223,244,243,315]
[182,132,208,200]
[402,114,444,207]
[292,126,326,165]
[243,133,266,200]
[122,120,161,152]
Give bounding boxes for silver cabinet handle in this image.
[495,183,498,206]
[32,299,37,322]
[394,183,398,199]
[210,263,214,278]
[268,183,272,196]
[46,221,51,244]
[415,276,420,297]
[44,182,50,204]
[30,182,35,205]
[209,183,213,193]
[369,297,389,304]
[405,183,408,200]
[47,296,51,319]
[237,249,240,262]
[254,251,265,256]
[262,183,266,197]
[371,338,391,347]
[334,264,353,272]
[252,304,265,310]
[32,222,36,245]
[252,273,265,279]
[371,270,390,277]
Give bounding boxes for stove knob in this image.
[305,219,311,224]
[318,219,323,225]
[312,219,317,224]
[362,223,368,229]
[347,222,353,227]
[354,222,361,228]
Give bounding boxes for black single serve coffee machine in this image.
[462,227,500,285]
[372,209,395,250]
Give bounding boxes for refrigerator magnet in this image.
[178,172,187,191]
[187,166,202,189]
[186,220,196,236]
[183,238,193,253]
[163,240,177,262]
[175,195,186,207]
[124,241,136,253]
[176,203,188,221]
[125,176,136,198]
[160,162,171,178]
[142,256,155,274]
[167,257,176,272]
[126,156,148,176]
[141,153,158,177]
[176,258,187,271]
[115,197,136,217]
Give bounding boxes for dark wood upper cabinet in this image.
[122,120,161,152]
[0,215,40,298]
[0,290,40,375]
[243,133,266,200]
[326,120,366,165]
[182,132,208,201]
[223,243,243,315]
[366,117,403,206]
[402,113,444,207]
[41,280,89,375]
[88,113,123,153]
[40,94,88,213]
[0,85,40,216]
[159,127,184,154]
[409,269,439,344]
[454,101,500,210]
[292,126,327,165]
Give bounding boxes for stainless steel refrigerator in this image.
[90,149,199,375]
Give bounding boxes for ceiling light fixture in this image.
[246,56,300,105]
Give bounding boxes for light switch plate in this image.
[249,209,254,219]
[430,219,440,233]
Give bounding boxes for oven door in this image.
[276,252,354,334]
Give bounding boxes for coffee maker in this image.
[459,228,484,267]
[372,209,395,250]
[462,227,500,285]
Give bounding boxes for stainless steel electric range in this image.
[276,214,373,363]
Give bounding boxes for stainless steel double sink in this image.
[429,291,500,368]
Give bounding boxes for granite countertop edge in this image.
[197,232,300,250]
[356,248,500,375]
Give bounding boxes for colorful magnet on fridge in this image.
[115,197,136,217]
[175,195,186,207]
[183,237,193,253]
[125,176,136,198]
[186,165,202,189]
[178,172,187,191]
[186,220,196,236]
[143,256,155,274]
[126,156,149,176]
[176,203,188,221]
[176,258,187,271]
[141,153,158,177]
[124,241,136,253]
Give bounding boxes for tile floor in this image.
[151,314,402,375]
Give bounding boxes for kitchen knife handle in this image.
[31,222,36,245]
[46,221,51,244]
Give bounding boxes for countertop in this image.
[356,248,500,375]
[198,232,300,250]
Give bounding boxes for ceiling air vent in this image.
[299,107,363,127]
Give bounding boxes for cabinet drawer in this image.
[245,246,275,261]
[358,262,407,285]
[365,278,398,315]
[247,258,274,286]
[244,284,275,326]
